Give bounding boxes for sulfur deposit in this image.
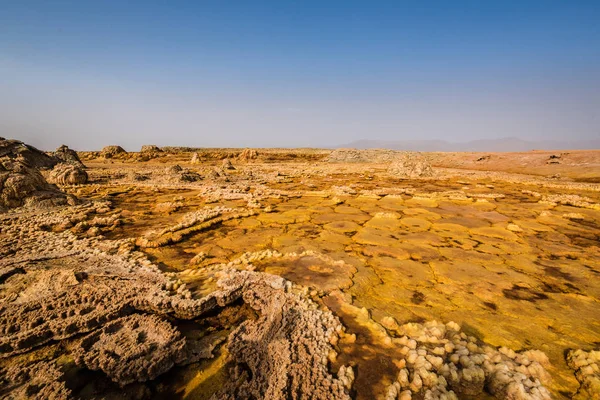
[1,143,600,399]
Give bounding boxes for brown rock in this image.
[47,163,88,185]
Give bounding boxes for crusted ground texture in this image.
[1,143,600,399]
[0,200,352,399]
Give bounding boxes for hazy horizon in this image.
[2,1,599,151]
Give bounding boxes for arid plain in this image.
[1,139,600,400]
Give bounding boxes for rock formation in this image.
[387,152,434,178]
[0,158,69,210]
[47,163,88,185]
[0,204,353,399]
[238,148,259,162]
[191,152,201,164]
[165,164,201,183]
[101,145,127,158]
[141,145,162,153]
[53,144,84,166]
[0,138,58,169]
[222,158,235,170]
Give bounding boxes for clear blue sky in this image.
[1,0,599,150]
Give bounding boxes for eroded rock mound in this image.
[141,145,162,153]
[0,138,58,169]
[238,148,259,162]
[0,158,69,210]
[387,152,434,178]
[53,145,84,166]
[165,164,202,183]
[47,163,88,185]
[222,158,235,170]
[101,145,127,158]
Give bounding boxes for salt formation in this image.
[140,144,162,153]
[73,314,186,385]
[214,272,350,400]
[566,349,600,399]
[47,163,88,185]
[0,204,351,399]
[53,144,84,166]
[382,320,551,400]
[0,359,71,399]
[136,206,256,248]
[387,152,434,178]
[0,157,69,210]
[100,145,127,158]
[222,158,235,170]
[165,163,202,182]
[0,138,58,169]
[238,148,259,161]
[327,148,402,163]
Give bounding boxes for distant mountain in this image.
[336,137,600,152]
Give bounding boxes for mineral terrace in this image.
[1,138,600,399]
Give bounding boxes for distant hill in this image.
[336,137,600,152]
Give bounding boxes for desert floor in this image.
[2,147,600,399]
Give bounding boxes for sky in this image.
[1,0,599,150]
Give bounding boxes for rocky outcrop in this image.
[0,138,58,169]
[222,159,235,170]
[53,145,84,167]
[327,149,434,177]
[387,152,434,178]
[141,145,162,153]
[191,152,201,164]
[238,148,259,162]
[101,145,127,158]
[165,164,202,183]
[47,163,88,185]
[0,158,69,210]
